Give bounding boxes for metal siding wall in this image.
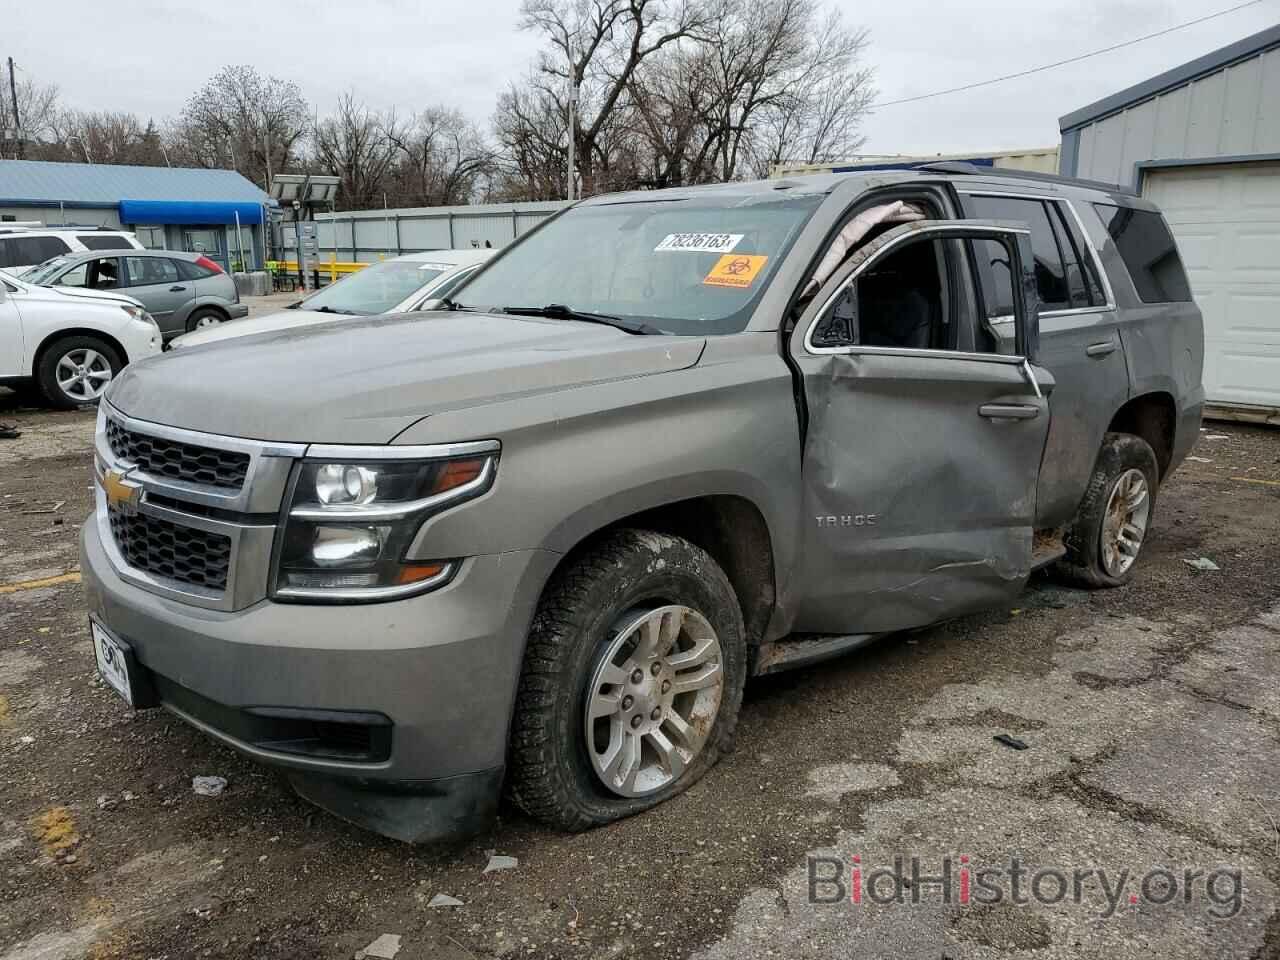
[1257,48,1280,150]
[0,205,122,228]
[1063,46,1280,186]
[397,217,453,250]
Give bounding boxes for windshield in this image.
[21,257,73,283]
[299,259,447,315]
[455,194,824,335]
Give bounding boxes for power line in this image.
[873,0,1267,108]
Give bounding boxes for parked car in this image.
[0,226,142,275]
[81,166,1202,843]
[0,272,161,408]
[169,249,494,349]
[20,249,247,342]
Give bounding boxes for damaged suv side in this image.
[81,166,1203,841]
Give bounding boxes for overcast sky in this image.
[10,0,1278,158]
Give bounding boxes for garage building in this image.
[1059,25,1280,420]
[0,159,272,272]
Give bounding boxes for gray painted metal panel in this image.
[1066,45,1280,187]
[1060,24,1280,131]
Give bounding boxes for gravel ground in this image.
[1,394,1278,960]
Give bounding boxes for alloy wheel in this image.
[55,348,113,402]
[1100,467,1151,577]
[584,605,724,798]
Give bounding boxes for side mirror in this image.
[810,283,857,348]
[416,298,446,312]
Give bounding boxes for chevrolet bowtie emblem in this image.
[102,468,143,515]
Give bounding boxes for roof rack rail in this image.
[915,161,1135,195]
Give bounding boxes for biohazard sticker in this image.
[703,254,769,288]
[654,233,743,253]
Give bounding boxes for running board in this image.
[1031,529,1066,570]
[755,633,879,675]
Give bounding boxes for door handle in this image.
[1085,340,1117,357]
[169,285,186,292]
[979,403,1041,421]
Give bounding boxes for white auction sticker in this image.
[654,233,743,253]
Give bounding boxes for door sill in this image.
[755,633,880,675]
[1031,529,1066,570]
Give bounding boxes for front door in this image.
[788,221,1053,635]
[0,280,24,377]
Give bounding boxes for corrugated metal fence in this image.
[276,200,570,261]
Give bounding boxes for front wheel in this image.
[36,336,122,409]
[1053,432,1160,587]
[508,529,747,831]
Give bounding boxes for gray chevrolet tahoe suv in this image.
[81,165,1203,842]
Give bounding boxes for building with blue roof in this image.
[0,159,274,270]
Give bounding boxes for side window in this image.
[811,234,1016,356]
[421,267,476,306]
[55,262,91,288]
[125,256,180,287]
[11,236,71,265]
[1050,202,1106,306]
[0,239,12,269]
[89,258,121,290]
[77,234,133,251]
[967,196,1070,312]
[174,259,204,281]
[1093,203,1192,302]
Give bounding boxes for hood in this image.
[172,307,342,349]
[107,311,706,443]
[24,285,144,309]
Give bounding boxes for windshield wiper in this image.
[313,305,360,315]
[442,298,479,312]
[502,303,662,336]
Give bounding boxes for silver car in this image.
[21,249,247,342]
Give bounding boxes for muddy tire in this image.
[1053,432,1160,588]
[508,528,747,831]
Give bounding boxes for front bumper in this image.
[81,519,558,841]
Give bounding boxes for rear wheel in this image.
[508,529,747,831]
[1053,432,1159,587]
[36,336,122,409]
[186,308,227,332]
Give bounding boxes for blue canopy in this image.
[119,199,264,226]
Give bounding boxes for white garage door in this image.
[1144,161,1280,410]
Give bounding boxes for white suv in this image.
[0,272,162,408]
[0,227,143,275]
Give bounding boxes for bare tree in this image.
[312,94,403,211]
[384,107,495,206]
[1,75,60,158]
[505,0,713,194]
[172,65,309,186]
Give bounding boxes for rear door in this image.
[122,255,189,332]
[959,191,1129,527]
[788,221,1052,635]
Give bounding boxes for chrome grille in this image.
[106,417,250,491]
[108,508,232,591]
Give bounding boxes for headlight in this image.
[271,444,498,602]
[121,305,158,327]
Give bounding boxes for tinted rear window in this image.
[0,236,71,267]
[176,259,218,280]
[1093,204,1192,303]
[77,234,134,251]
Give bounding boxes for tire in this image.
[36,336,123,410]
[508,528,747,832]
[1053,432,1160,588]
[186,308,228,333]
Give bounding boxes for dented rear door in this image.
[787,221,1051,634]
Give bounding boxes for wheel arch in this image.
[1107,391,1176,478]
[539,493,778,654]
[32,327,130,375]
